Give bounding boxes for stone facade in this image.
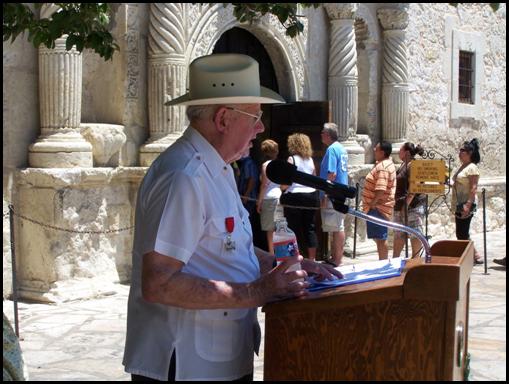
[3,3,506,301]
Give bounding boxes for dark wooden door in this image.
[213,27,279,93]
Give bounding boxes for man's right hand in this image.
[249,255,309,305]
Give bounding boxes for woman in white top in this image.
[280,133,320,260]
[451,138,483,264]
[257,139,282,254]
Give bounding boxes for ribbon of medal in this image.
[224,217,236,250]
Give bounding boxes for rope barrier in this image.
[4,186,487,235]
[6,204,134,234]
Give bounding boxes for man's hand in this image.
[249,255,309,305]
[301,258,343,282]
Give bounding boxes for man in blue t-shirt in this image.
[319,122,349,266]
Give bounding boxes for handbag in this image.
[455,202,476,218]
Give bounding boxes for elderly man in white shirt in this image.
[122,54,342,381]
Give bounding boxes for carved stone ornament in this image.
[324,3,359,20]
[377,8,409,30]
[148,3,185,56]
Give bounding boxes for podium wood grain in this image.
[262,240,473,381]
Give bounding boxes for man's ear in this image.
[214,106,230,133]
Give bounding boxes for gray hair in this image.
[185,105,217,122]
[322,122,339,141]
[185,103,249,122]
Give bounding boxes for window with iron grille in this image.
[458,51,475,104]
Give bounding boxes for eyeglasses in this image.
[225,107,263,127]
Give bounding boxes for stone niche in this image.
[13,167,145,303]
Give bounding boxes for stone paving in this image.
[3,229,506,381]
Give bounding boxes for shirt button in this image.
[196,156,201,160]
[223,312,228,317]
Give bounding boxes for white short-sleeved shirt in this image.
[123,127,261,381]
[286,155,316,193]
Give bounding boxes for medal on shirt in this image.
[224,217,236,250]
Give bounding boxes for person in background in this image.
[123,53,341,381]
[393,142,426,258]
[361,141,397,260]
[281,133,320,261]
[256,139,281,255]
[451,138,483,265]
[319,122,349,267]
[237,148,259,217]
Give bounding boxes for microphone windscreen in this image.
[266,159,296,184]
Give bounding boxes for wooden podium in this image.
[262,240,474,381]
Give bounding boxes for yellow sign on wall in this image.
[409,160,446,194]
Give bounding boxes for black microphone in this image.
[266,159,356,200]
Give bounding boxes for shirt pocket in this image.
[194,308,249,362]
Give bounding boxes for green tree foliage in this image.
[3,3,119,60]
[226,3,320,37]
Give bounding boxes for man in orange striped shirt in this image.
[362,141,396,260]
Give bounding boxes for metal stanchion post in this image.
[353,183,359,259]
[425,194,429,240]
[482,188,488,275]
[404,201,409,259]
[9,204,19,337]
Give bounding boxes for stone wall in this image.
[405,3,506,177]
[81,4,149,166]
[12,168,145,302]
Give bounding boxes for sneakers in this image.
[493,257,506,267]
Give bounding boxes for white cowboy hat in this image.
[164,53,285,106]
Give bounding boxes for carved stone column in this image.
[140,3,187,166]
[29,4,93,168]
[325,3,364,165]
[378,8,409,161]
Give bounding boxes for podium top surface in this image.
[263,240,474,315]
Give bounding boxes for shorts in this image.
[320,198,345,232]
[260,198,278,231]
[366,209,389,240]
[393,206,425,239]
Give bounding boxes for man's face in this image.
[374,143,385,162]
[321,129,331,146]
[221,104,264,162]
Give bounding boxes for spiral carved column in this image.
[325,4,364,165]
[140,3,187,166]
[378,8,409,161]
[29,4,92,168]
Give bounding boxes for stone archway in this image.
[142,3,308,166]
[185,4,307,103]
